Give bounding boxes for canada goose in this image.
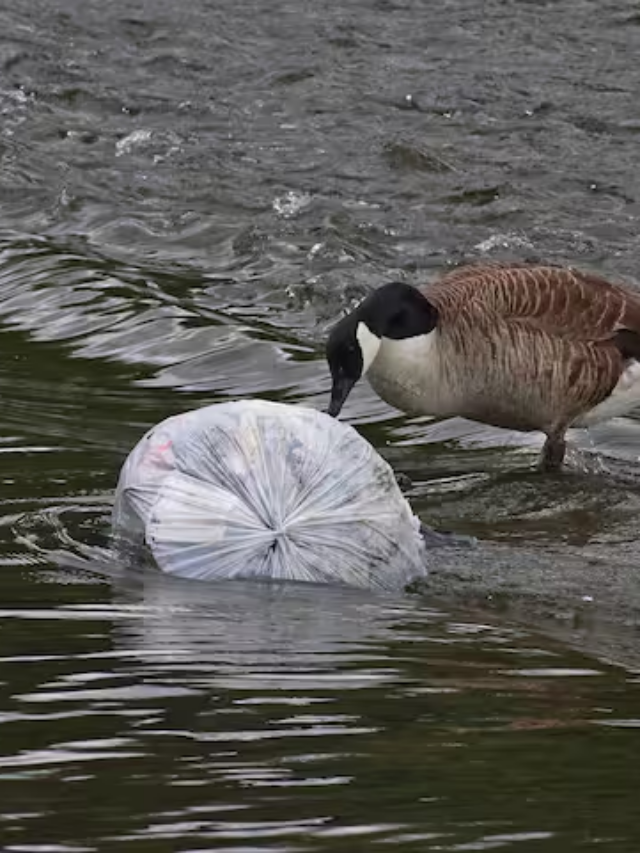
[325,262,640,470]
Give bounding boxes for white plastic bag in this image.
[112,399,428,590]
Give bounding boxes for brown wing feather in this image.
[423,262,640,341]
[419,263,640,429]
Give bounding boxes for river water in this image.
[2,0,640,850]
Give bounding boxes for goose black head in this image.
[325,282,438,417]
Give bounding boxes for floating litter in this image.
[112,399,431,591]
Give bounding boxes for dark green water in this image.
[2,0,640,849]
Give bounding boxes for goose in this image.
[325,262,640,470]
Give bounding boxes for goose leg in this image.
[539,432,566,472]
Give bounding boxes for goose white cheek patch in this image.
[356,322,381,375]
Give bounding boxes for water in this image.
[2,0,640,849]
[2,578,640,852]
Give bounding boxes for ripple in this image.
[3,0,640,849]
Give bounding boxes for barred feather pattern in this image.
[369,263,640,434]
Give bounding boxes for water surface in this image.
[2,0,640,849]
